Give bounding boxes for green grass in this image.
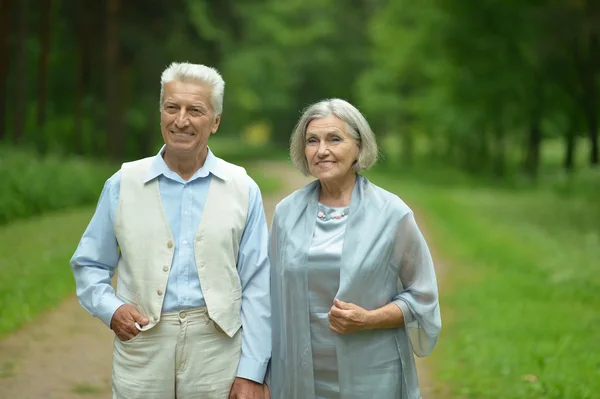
[70,383,105,395]
[369,172,600,399]
[0,207,96,337]
[0,360,16,378]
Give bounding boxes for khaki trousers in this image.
[112,307,241,399]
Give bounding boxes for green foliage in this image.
[0,146,115,225]
[368,172,600,399]
[358,0,600,175]
[3,0,598,175]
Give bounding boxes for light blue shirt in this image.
[70,147,271,382]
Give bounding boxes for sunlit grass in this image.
[0,207,96,337]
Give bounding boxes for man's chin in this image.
[164,143,205,156]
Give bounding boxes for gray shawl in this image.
[269,174,441,399]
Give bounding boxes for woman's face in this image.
[304,115,360,183]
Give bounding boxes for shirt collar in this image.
[143,145,229,183]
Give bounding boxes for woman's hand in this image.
[328,298,370,334]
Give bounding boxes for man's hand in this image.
[110,304,149,341]
[328,298,370,334]
[229,377,267,399]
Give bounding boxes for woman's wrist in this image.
[364,303,404,331]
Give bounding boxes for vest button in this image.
[163,266,169,272]
[153,316,158,321]
[167,241,173,249]
[157,289,163,296]
[196,236,203,242]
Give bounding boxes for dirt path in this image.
[0,162,441,398]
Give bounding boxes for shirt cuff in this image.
[236,353,269,383]
[393,298,415,325]
[97,294,125,328]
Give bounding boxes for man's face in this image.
[160,80,220,157]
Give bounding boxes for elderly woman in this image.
[268,99,441,399]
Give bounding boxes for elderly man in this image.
[70,62,270,399]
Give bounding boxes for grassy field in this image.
[370,170,600,399]
[0,206,96,336]
[0,164,279,338]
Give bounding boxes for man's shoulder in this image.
[103,169,122,190]
[120,156,155,171]
[212,157,260,201]
[214,157,248,178]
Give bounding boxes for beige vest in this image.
[113,156,249,337]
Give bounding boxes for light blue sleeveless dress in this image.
[307,203,349,399]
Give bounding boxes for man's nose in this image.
[175,110,190,127]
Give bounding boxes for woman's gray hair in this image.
[159,62,225,118]
[290,98,378,175]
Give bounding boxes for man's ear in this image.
[211,115,221,134]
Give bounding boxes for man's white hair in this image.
[290,98,379,176]
[159,62,225,117]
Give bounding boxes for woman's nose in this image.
[317,142,329,155]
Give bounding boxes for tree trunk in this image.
[524,116,542,178]
[574,29,599,167]
[584,103,598,166]
[74,1,92,155]
[106,0,122,160]
[585,34,599,166]
[492,122,506,177]
[524,78,543,178]
[13,0,28,144]
[74,50,85,155]
[36,0,52,152]
[473,128,490,174]
[401,128,414,166]
[0,0,13,142]
[119,62,132,158]
[563,128,577,172]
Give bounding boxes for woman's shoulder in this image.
[363,176,413,216]
[274,179,319,214]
